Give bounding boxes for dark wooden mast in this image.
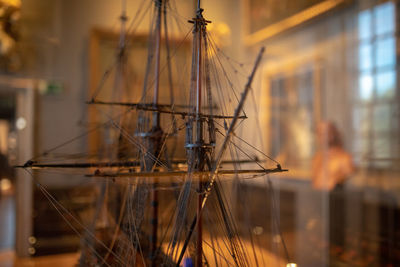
[195,3,203,265]
[185,1,212,265]
[148,0,163,264]
[177,46,267,267]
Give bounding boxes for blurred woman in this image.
[312,121,355,191]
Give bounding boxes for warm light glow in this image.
[0,178,11,191]
[208,22,231,49]
[28,247,36,255]
[209,22,231,36]
[28,236,37,244]
[286,263,297,267]
[0,0,21,8]
[252,226,263,235]
[16,117,27,130]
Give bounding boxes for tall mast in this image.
[153,0,162,127]
[113,0,127,111]
[119,0,127,53]
[196,16,201,117]
[150,1,162,265]
[195,5,203,267]
[177,47,267,267]
[186,1,211,265]
[116,0,127,93]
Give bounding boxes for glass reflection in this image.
[359,73,373,100]
[358,10,372,40]
[352,136,369,164]
[376,71,395,98]
[374,2,395,36]
[373,137,391,161]
[373,104,391,133]
[375,37,395,68]
[358,44,372,71]
[353,107,370,134]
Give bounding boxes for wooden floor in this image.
[0,250,80,267]
[161,233,287,267]
[0,233,286,266]
[0,187,287,266]
[0,187,80,267]
[0,246,285,267]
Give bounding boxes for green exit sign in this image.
[38,80,64,95]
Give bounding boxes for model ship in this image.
[19,0,288,266]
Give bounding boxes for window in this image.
[354,2,398,168]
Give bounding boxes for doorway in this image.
[0,76,35,257]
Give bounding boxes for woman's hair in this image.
[317,121,343,148]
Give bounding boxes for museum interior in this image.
[0,0,399,266]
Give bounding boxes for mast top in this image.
[188,0,210,25]
[120,0,127,21]
[196,0,204,18]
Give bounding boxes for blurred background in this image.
[0,0,399,266]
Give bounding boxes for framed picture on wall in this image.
[243,0,348,45]
[265,62,323,178]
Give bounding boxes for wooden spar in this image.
[16,159,270,170]
[176,46,266,267]
[86,101,247,119]
[151,0,162,264]
[205,48,265,206]
[196,17,202,117]
[115,0,127,103]
[150,178,159,266]
[153,0,162,128]
[195,5,203,266]
[119,0,127,52]
[187,1,208,265]
[196,178,203,267]
[17,161,142,169]
[86,101,219,110]
[86,168,287,178]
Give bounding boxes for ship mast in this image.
[149,0,163,264]
[186,1,212,265]
[177,46,267,267]
[153,0,162,127]
[178,1,269,261]
[195,3,203,266]
[119,0,127,57]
